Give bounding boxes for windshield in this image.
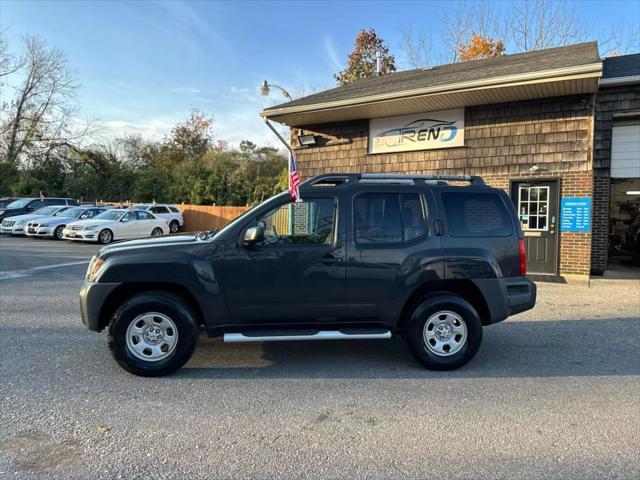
[213,193,287,239]
[34,206,63,216]
[94,210,124,221]
[0,199,13,208]
[55,207,84,218]
[6,199,32,209]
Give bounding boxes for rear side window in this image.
[169,206,179,213]
[442,192,512,237]
[354,193,425,244]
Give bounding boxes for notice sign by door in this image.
[560,197,591,232]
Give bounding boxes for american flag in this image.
[39,191,45,202]
[289,151,302,202]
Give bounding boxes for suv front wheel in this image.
[405,294,483,370]
[108,291,200,376]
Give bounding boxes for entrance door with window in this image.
[511,181,559,275]
[223,195,346,324]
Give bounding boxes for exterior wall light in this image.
[297,133,317,147]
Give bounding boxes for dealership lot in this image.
[0,235,639,479]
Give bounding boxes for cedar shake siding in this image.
[292,94,596,277]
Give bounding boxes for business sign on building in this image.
[368,108,465,154]
[560,197,591,232]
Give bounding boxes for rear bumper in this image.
[80,280,120,331]
[472,276,537,324]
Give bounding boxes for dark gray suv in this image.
[80,173,536,376]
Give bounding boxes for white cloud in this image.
[170,87,201,94]
[323,35,343,72]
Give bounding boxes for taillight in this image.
[518,238,527,276]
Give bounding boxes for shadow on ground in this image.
[175,317,640,380]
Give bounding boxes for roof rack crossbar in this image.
[302,173,486,186]
[359,173,485,185]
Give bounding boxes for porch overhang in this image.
[262,63,602,127]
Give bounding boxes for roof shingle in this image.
[265,42,601,111]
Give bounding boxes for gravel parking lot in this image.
[1,235,639,479]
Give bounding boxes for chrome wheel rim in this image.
[99,230,111,243]
[55,227,64,239]
[125,312,178,362]
[423,310,467,357]
[170,222,178,233]
[152,228,162,236]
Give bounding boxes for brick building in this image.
[262,42,640,281]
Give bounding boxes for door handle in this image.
[321,253,343,264]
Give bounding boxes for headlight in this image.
[39,223,51,228]
[86,256,105,281]
[15,221,25,227]
[85,225,98,231]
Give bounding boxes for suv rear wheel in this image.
[108,291,200,376]
[169,220,179,233]
[405,294,483,370]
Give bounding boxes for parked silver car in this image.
[25,206,107,240]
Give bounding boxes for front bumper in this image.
[1,225,26,235]
[80,279,121,331]
[472,276,537,324]
[63,228,98,241]
[26,226,55,237]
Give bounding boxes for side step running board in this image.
[223,330,392,343]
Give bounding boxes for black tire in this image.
[151,227,163,237]
[53,225,65,240]
[169,220,179,233]
[108,291,200,377]
[405,294,483,371]
[98,229,113,244]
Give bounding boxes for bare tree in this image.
[399,26,433,69]
[439,1,506,63]
[0,35,85,166]
[508,0,588,52]
[599,24,640,57]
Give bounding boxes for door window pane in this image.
[257,199,335,246]
[401,194,426,241]
[354,193,402,244]
[518,186,550,231]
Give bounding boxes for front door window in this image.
[518,186,549,231]
[256,199,335,246]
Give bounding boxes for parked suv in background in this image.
[135,204,184,233]
[25,206,106,240]
[1,205,70,235]
[80,173,536,377]
[0,197,77,222]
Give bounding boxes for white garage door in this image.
[611,122,640,178]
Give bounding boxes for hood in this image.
[28,215,68,225]
[2,212,48,223]
[68,218,116,227]
[98,232,203,255]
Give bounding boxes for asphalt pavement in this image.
[0,234,639,479]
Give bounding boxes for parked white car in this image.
[25,206,107,240]
[0,205,69,235]
[135,204,184,233]
[63,208,170,244]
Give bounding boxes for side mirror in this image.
[27,205,35,211]
[243,226,264,247]
[121,217,130,223]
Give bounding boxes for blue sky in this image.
[1,0,639,148]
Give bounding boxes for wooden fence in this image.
[177,204,251,232]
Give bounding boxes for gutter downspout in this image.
[263,117,292,153]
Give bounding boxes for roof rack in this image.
[302,173,485,187]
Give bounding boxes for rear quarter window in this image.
[441,191,512,237]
